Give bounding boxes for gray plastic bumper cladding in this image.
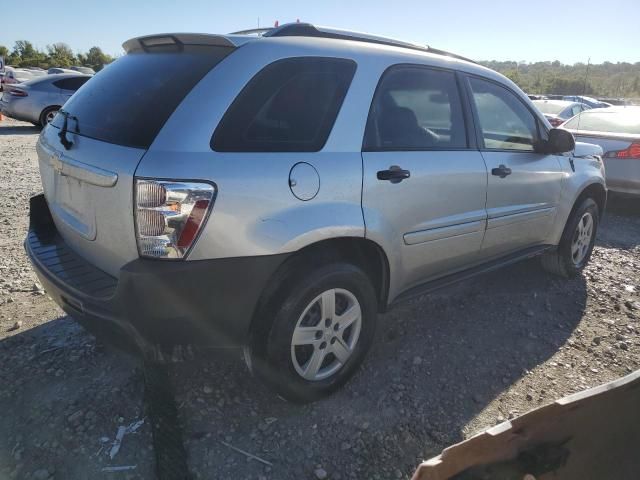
[25,194,289,353]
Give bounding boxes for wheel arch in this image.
[572,182,607,219]
[247,237,390,342]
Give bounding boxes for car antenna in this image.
[575,57,591,136]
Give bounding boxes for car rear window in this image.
[53,76,90,91]
[563,110,640,135]
[50,46,233,149]
[212,57,356,152]
[533,101,566,115]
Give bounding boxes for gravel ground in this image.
[0,116,638,480]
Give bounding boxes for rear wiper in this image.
[57,109,79,150]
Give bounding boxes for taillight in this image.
[610,143,640,159]
[134,180,216,259]
[9,89,28,97]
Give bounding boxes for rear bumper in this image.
[604,158,640,196]
[0,98,35,123]
[25,194,289,353]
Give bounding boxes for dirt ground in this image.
[0,116,638,480]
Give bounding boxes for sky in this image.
[1,0,639,64]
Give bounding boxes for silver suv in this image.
[26,24,606,402]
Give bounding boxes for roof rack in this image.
[233,23,475,64]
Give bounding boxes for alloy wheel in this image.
[290,288,362,381]
[571,212,594,265]
[45,109,58,124]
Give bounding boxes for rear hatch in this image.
[38,38,235,277]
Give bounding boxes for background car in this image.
[47,67,77,74]
[0,73,91,126]
[70,66,95,75]
[532,99,590,126]
[563,95,610,109]
[0,67,37,92]
[562,106,640,197]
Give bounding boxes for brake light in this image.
[9,89,28,97]
[134,180,216,259]
[613,143,640,159]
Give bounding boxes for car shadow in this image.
[0,124,41,135]
[0,316,155,479]
[170,258,587,479]
[606,194,639,218]
[1,256,594,478]
[598,195,640,249]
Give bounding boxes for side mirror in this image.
[537,128,575,154]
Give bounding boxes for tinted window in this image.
[212,57,356,152]
[364,66,466,150]
[53,76,90,91]
[469,77,538,151]
[50,46,232,149]
[563,109,640,134]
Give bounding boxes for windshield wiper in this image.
[57,109,79,150]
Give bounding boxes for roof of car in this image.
[533,99,579,107]
[122,24,515,90]
[124,23,475,62]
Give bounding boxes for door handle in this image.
[377,165,411,183]
[491,164,512,178]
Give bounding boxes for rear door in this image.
[39,45,233,277]
[362,65,488,294]
[465,76,564,257]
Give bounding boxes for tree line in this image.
[480,60,640,99]
[0,41,114,72]
[2,39,639,99]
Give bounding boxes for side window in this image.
[363,66,467,150]
[570,105,582,117]
[469,77,538,151]
[212,57,356,152]
[53,77,90,91]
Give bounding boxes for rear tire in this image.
[39,106,59,127]
[246,263,378,403]
[541,197,599,278]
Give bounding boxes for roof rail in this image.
[229,27,272,36]
[255,23,476,64]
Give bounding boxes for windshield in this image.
[564,109,640,134]
[50,46,232,148]
[533,101,567,114]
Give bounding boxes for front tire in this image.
[246,263,378,403]
[542,197,599,277]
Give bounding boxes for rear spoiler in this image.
[122,33,254,53]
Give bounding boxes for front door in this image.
[466,76,564,257]
[362,66,488,297]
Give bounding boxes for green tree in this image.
[81,46,114,71]
[47,42,76,67]
[10,40,47,67]
[0,45,8,58]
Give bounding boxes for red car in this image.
[0,68,37,92]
